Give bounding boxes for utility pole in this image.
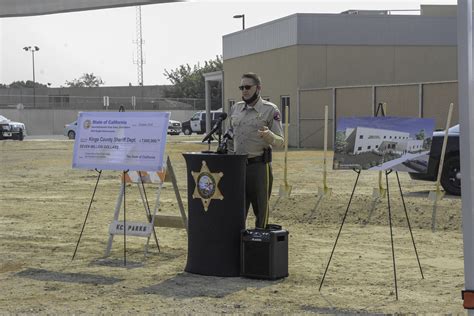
[23,46,40,108]
[134,6,145,86]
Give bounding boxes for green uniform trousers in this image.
[245,161,273,228]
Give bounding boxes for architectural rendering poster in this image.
[333,116,435,172]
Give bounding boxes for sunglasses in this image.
[238,85,255,91]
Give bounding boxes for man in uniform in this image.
[228,72,284,228]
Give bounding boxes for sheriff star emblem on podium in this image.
[192,161,224,211]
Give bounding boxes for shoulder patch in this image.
[273,111,281,121]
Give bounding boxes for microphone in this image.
[202,112,228,143]
[222,129,233,141]
[213,112,228,130]
[216,129,233,154]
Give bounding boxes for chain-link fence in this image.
[298,81,458,148]
[0,94,207,111]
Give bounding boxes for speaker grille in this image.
[242,241,270,276]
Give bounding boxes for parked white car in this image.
[64,120,78,139]
[0,115,26,141]
[168,119,182,135]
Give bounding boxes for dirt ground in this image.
[0,136,466,314]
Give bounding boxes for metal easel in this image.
[318,103,424,300]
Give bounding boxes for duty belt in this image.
[247,155,264,164]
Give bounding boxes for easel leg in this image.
[123,170,127,266]
[105,182,125,257]
[72,169,102,261]
[395,172,424,279]
[138,174,160,254]
[319,170,361,291]
[167,157,188,232]
[385,170,398,300]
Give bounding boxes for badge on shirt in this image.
[273,111,281,121]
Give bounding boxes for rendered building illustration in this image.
[345,127,423,155]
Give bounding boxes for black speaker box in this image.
[240,227,288,280]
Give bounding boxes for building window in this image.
[376,145,379,148]
[367,146,371,150]
[280,95,290,124]
[357,146,362,151]
[359,135,364,139]
[384,136,386,139]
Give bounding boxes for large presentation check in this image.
[72,112,170,171]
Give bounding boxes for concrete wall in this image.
[0,109,195,136]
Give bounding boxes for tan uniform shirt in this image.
[229,97,284,158]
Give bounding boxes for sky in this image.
[0,0,457,87]
[337,116,436,138]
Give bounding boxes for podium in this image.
[183,152,247,276]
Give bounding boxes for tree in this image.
[335,131,348,153]
[0,83,7,88]
[415,129,425,140]
[65,73,104,88]
[163,55,223,109]
[7,80,48,88]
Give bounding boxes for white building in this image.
[345,126,422,154]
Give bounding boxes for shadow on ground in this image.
[138,272,282,298]
[16,268,124,285]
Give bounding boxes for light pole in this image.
[23,46,40,108]
[233,14,245,30]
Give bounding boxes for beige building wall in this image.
[423,82,459,129]
[296,45,457,88]
[420,5,457,17]
[223,46,299,145]
[393,46,457,82]
[298,89,333,148]
[375,85,420,117]
[335,87,373,117]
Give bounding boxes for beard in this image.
[242,91,259,105]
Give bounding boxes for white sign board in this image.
[109,221,152,237]
[72,112,169,171]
